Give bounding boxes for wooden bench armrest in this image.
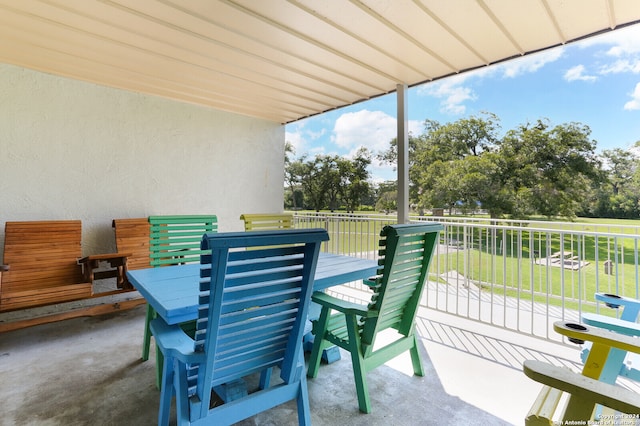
[78,252,132,263]
[524,360,640,414]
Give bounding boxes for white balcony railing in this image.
[293,212,640,342]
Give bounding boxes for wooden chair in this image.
[143,215,218,388]
[0,220,93,311]
[148,215,218,267]
[149,228,329,426]
[524,321,640,425]
[580,293,640,383]
[307,222,443,413]
[240,213,294,231]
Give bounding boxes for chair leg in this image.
[174,361,191,426]
[158,355,175,426]
[409,335,425,377]
[155,343,165,390]
[297,372,312,425]
[307,307,331,379]
[345,314,371,414]
[142,304,155,361]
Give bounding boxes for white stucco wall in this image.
[0,63,285,257]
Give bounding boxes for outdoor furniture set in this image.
[127,221,444,424]
[5,214,640,424]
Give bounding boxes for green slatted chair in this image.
[141,215,217,388]
[307,222,443,413]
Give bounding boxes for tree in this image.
[342,147,372,212]
[284,141,304,210]
[601,148,636,196]
[499,120,603,219]
[411,112,502,213]
[585,146,640,218]
[375,181,397,213]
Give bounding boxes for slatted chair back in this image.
[111,218,151,270]
[149,215,218,267]
[0,220,92,311]
[361,223,442,351]
[240,213,294,231]
[151,228,329,425]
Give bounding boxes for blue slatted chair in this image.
[580,293,640,383]
[307,222,443,413]
[150,228,329,426]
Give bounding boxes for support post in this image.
[397,83,409,224]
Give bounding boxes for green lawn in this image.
[293,212,640,309]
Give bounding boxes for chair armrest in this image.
[363,275,382,288]
[581,313,640,337]
[311,291,375,317]
[595,292,640,310]
[523,360,640,414]
[149,317,206,364]
[78,252,132,264]
[554,321,640,355]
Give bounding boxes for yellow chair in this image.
[524,321,640,425]
[240,213,294,231]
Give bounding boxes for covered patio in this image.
[0,301,577,425]
[2,1,640,425]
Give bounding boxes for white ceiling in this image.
[1,0,639,124]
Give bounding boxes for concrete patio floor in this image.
[0,301,584,426]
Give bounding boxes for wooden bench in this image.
[0,221,93,312]
[524,321,640,425]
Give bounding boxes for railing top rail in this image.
[291,211,640,237]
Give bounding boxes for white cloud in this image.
[564,64,597,82]
[599,59,640,75]
[497,48,564,78]
[285,128,305,154]
[577,25,640,76]
[581,25,640,57]
[329,109,422,182]
[285,120,326,157]
[416,48,563,114]
[418,75,477,115]
[332,109,420,153]
[624,82,640,111]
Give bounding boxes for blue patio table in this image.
[128,252,378,393]
[127,252,378,326]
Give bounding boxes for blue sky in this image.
[285,24,640,183]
